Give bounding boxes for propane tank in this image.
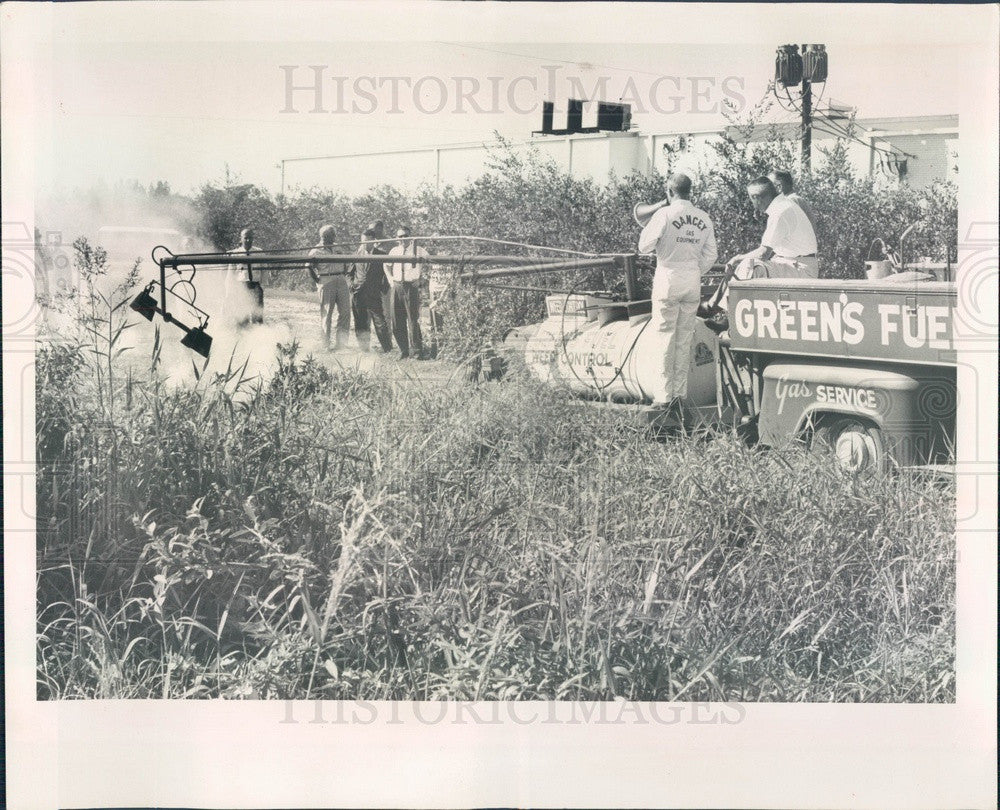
[507,294,719,409]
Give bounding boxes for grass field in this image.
[35,286,956,701]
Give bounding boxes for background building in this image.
[280,113,957,195]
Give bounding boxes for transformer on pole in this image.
[775,44,828,173]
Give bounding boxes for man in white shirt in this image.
[386,225,429,359]
[726,176,819,283]
[638,173,718,408]
[768,169,818,233]
[224,227,264,325]
[701,177,819,335]
[308,225,352,351]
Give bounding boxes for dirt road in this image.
[127,287,462,387]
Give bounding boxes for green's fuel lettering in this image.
[734,298,953,351]
[877,303,951,350]
[734,298,864,344]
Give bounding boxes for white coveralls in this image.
[638,199,718,404]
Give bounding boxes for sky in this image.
[20,6,974,197]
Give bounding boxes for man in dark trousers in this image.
[224,227,264,325]
[348,226,393,353]
[366,219,395,333]
[387,225,428,359]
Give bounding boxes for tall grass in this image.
[37,300,955,700]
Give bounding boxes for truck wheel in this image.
[812,418,887,475]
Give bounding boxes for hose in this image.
[557,276,652,400]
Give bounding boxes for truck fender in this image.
[795,405,883,441]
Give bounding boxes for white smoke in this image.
[151,269,295,389]
[37,183,315,392]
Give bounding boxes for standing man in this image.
[426,249,448,359]
[366,219,395,335]
[348,226,393,353]
[768,169,818,233]
[308,225,351,351]
[224,227,264,325]
[387,226,428,359]
[637,172,718,412]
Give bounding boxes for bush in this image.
[34,243,955,701]
[697,101,957,278]
[36,114,958,701]
[189,115,956,346]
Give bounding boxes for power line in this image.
[771,81,800,115]
[435,41,670,79]
[781,89,916,160]
[770,74,918,163]
[812,120,895,157]
[812,110,918,160]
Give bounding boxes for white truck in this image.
[503,271,956,474]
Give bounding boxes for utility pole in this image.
[800,43,812,172]
[776,44,826,176]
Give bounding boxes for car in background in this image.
[97,225,183,271]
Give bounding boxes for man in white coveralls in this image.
[638,173,718,416]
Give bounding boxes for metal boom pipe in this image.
[157,251,597,269]
[457,256,618,281]
[474,283,581,295]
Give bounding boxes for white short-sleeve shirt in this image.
[762,196,817,258]
[388,243,429,283]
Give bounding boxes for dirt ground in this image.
[124,286,463,388]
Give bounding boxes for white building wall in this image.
[883,132,956,188]
[567,138,610,182]
[282,118,957,195]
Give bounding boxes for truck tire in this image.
[811,418,887,475]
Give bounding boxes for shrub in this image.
[34,243,956,701]
[37,108,958,701]
[189,113,956,345]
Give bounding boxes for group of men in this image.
[638,169,817,412]
[224,221,444,359]
[308,219,442,359]
[222,171,813,399]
